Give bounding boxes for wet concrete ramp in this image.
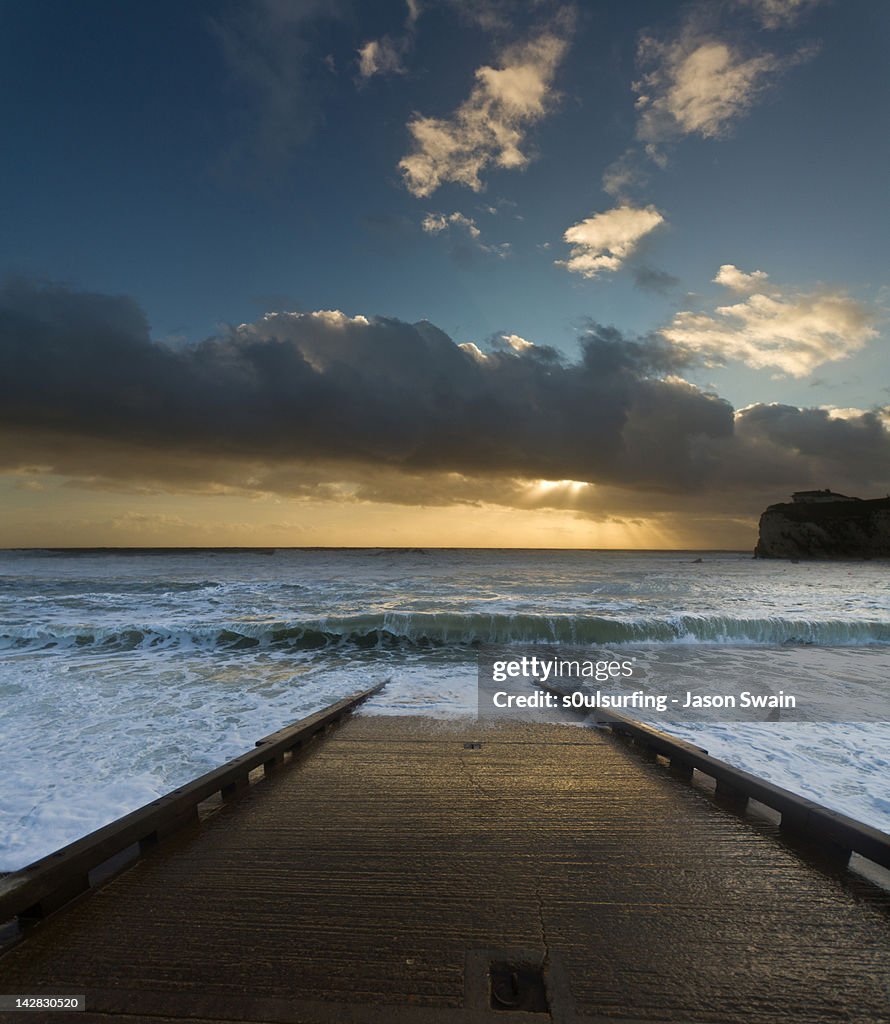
[2,715,889,1022]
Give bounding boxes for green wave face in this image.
[4,612,890,652]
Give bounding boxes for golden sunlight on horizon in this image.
[0,477,755,550]
[530,479,591,496]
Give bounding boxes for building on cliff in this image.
[791,489,860,504]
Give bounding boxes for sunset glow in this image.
[0,1,887,548]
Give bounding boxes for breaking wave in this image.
[4,612,889,652]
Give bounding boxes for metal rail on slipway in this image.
[564,696,890,871]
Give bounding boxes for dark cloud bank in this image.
[1,280,887,517]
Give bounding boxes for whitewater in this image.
[1,548,888,872]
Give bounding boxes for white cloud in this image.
[358,38,406,78]
[422,211,481,238]
[557,205,665,279]
[308,309,370,328]
[500,333,534,352]
[458,333,537,360]
[822,406,870,421]
[593,3,819,187]
[399,27,569,196]
[713,263,771,294]
[357,0,422,80]
[736,0,824,29]
[458,341,487,362]
[421,210,511,258]
[812,406,890,433]
[635,36,782,145]
[662,268,878,377]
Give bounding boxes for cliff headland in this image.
[755,490,890,559]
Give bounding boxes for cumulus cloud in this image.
[662,266,877,377]
[557,205,665,279]
[734,404,890,488]
[358,37,406,78]
[422,211,480,238]
[421,210,510,259]
[635,34,784,146]
[399,22,570,196]
[459,332,546,362]
[713,263,771,294]
[0,279,727,494]
[602,4,818,186]
[2,280,887,522]
[499,333,535,352]
[735,0,824,29]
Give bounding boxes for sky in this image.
[0,0,888,548]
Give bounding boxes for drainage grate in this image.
[489,961,549,1013]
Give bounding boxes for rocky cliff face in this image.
[755,497,890,559]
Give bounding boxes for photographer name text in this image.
[491,689,796,712]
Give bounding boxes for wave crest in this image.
[2,611,889,652]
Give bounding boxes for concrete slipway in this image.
[1,690,889,1023]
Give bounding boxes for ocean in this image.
[1,547,888,872]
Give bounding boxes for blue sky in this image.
[1,0,888,546]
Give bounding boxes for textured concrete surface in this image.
[1,715,889,1023]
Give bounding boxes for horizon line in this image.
[2,545,752,553]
